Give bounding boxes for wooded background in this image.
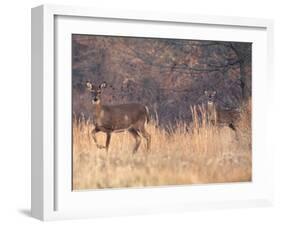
[72,35,251,126]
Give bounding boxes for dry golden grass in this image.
[73,101,252,190]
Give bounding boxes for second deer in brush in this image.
[204,91,241,131]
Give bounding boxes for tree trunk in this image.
[239,59,251,100]
[230,43,252,101]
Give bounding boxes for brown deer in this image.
[204,91,240,131]
[86,81,151,154]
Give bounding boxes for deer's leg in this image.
[91,128,106,149]
[228,123,240,141]
[228,123,236,131]
[105,132,111,152]
[128,128,141,154]
[139,127,151,152]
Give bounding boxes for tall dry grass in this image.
[72,101,252,190]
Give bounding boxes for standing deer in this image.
[86,81,151,154]
[204,90,240,131]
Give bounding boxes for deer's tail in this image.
[145,106,150,124]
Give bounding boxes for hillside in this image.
[72,34,251,126]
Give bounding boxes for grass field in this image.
[72,101,251,190]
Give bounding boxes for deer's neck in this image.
[207,101,216,111]
[93,102,103,121]
[207,101,217,119]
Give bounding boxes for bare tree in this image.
[229,43,252,100]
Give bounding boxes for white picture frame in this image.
[31,4,274,221]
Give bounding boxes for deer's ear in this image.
[86,81,92,90]
[99,81,107,89]
[212,91,217,96]
[204,90,208,95]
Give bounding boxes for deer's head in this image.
[204,90,217,105]
[86,81,107,105]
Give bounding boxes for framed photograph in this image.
[31,4,274,221]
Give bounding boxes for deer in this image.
[204,90,241,131]
[85,81,151,154]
